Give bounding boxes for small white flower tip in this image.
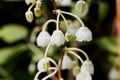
[59,0,72,6]
[37,58,50,71]
[81,60,94,75]
[76,72,92,80]
[59,54,73,70]
[76,26,92,42]
[50,30,65,46]
[36,31,51,47]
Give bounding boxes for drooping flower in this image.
[25,11,33,23]
[50,30,65,46]
[75,26,92,42]
[81,60,94,75]
[36,31,51,47]
[59,54,73,70]
[37,58,50,71]
[76,71,92,80]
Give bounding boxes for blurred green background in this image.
[0,0,117,80]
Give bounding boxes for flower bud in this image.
[25,11,33,23]
[28,63,36,74]
[75,0,88,15]
[75,26,92,42]
[81,60,94,75]
[50,30,65,46]
[73,66,80,76]
[36,31,51,47]
[36,1,42,8]
[37,58,50,71]
[34,7,41,17]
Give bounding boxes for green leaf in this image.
[96,36,118,55]
[0,44,27,65]
[108,55,117,67]
[0,24,28,44]
[98,1,109,22]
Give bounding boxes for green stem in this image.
[28,2,36,11]
[44,43,51,57]
[60,13,69,30]
[56,11,61,30]
[42,19,57,31]
[66,47,89,60]
[60,10,85,27]
[67,51,84,64]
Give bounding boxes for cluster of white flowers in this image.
[25,0,94,80]
[36,9,92,48]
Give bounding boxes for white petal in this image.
[59,55,73,70]
[81,60,94,75]
[76,72,92,80]
[50,30,65,46]
[36,31,51,47]
[76,27,92,42]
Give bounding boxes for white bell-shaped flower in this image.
[81,60,94,75]
[76,26,92,42]
[50,30,65,46]
[59,54,73,70]
[76,72,92,80]
[59,0,72,6]
[36,31,51,47]
[37,58,50,71]
[25,0,36,5]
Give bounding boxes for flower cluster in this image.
[36,9,92,47]
[25,0,94,80]
[25,0,42,22]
